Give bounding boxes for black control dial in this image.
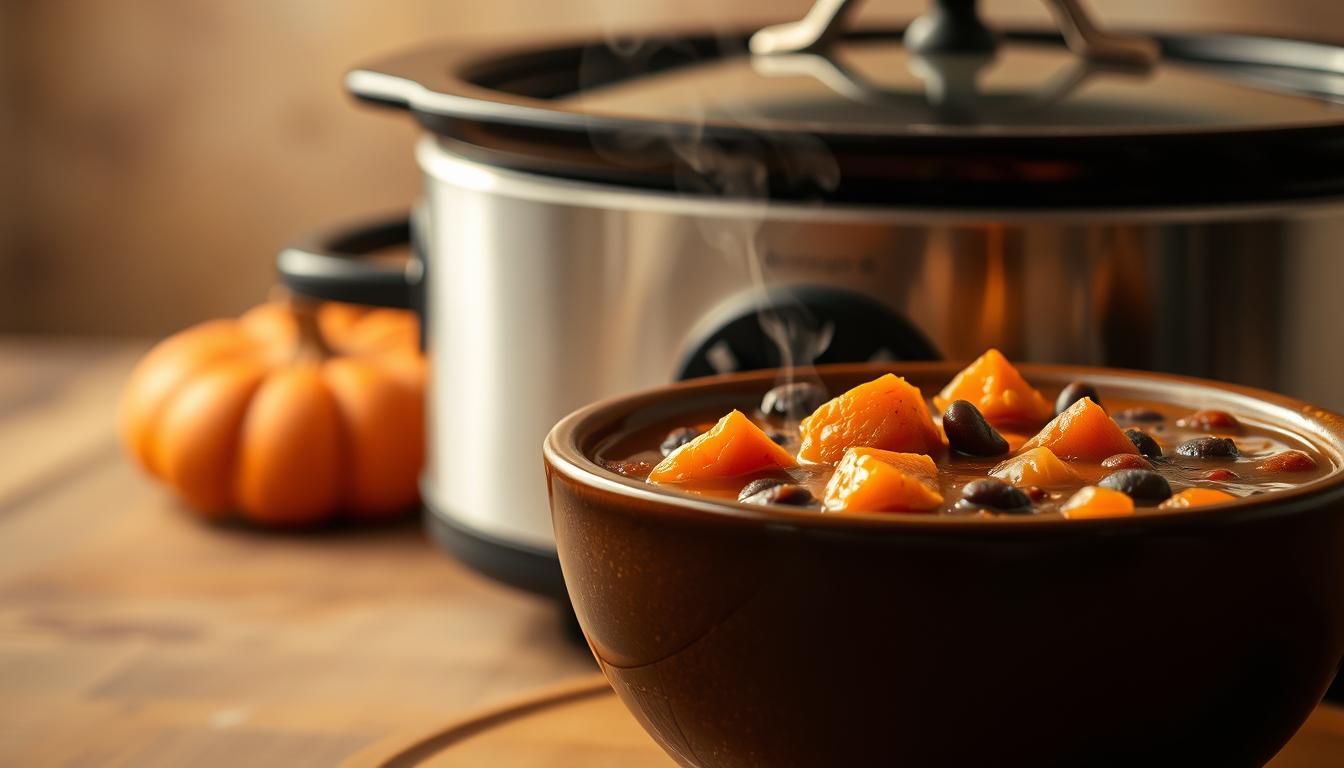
[677,285,940,380]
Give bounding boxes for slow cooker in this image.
[277,0,1344,598]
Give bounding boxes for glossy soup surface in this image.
[593,376,1336,518]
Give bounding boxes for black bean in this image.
[737,478,784,502]
[1116,407,1163,423]
[1098,469,1173,505]
[660,427,701,457]
[954,478,1032,513]
[942,400,1009,457]
[1176,436,1238,459]
[1056,381,1101,416]
[740,482,814,507]
[760,382,825,420]
[1124,428,1163,458]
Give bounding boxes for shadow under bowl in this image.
[544,362,1344,768]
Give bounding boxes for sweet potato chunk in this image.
[647,410,796,483]
[798,374,942,464]
[1158,488,1237,510]
[1020,397,1138,461]
[933,349,1053,428]
[989,446,1080,487]
[1258,450,1318,473]
[1060,486,1135,519]
[822,448,943,514]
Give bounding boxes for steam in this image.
[576,27,842,400]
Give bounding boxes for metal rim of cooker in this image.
[418,134,1344,223]
[350,26,1344,208]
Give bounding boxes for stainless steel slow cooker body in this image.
[278,0,1344,596]
[411,140,1344,593]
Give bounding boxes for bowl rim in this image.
[544,361,1344,534]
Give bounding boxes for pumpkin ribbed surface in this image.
[120,301,425,526]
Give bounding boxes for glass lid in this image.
[347,0,1344,208]
[562,37,1342,136]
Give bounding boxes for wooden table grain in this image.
[0,337,594,767]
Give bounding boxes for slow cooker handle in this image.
[276,215,420,310]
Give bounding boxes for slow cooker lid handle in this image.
[750,0,1158,66]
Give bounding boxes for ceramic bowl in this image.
[545,363,1344,768]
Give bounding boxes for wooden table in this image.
[345,676,1344,767]
[4,338,1343,767]
[0,338,594,766]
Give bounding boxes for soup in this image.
[594,350,1334,518]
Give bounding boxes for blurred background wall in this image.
[0,0,1337,336]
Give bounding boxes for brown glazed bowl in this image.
[544,363,1344,768]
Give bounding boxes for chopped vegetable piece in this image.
[933,349,1054,428]
[1258,450,1318,473]
[1159,488,1238,510]
[648,410,796,483]
[989,446,1080,487]
[1176,409,1241,432]
[822,448,943,514]
[1020,398,1139,461]
[1061,486,1135,519]
[1101,453,1153,471]
[798,374,943,464]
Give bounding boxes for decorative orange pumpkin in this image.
[120,299,425,527]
